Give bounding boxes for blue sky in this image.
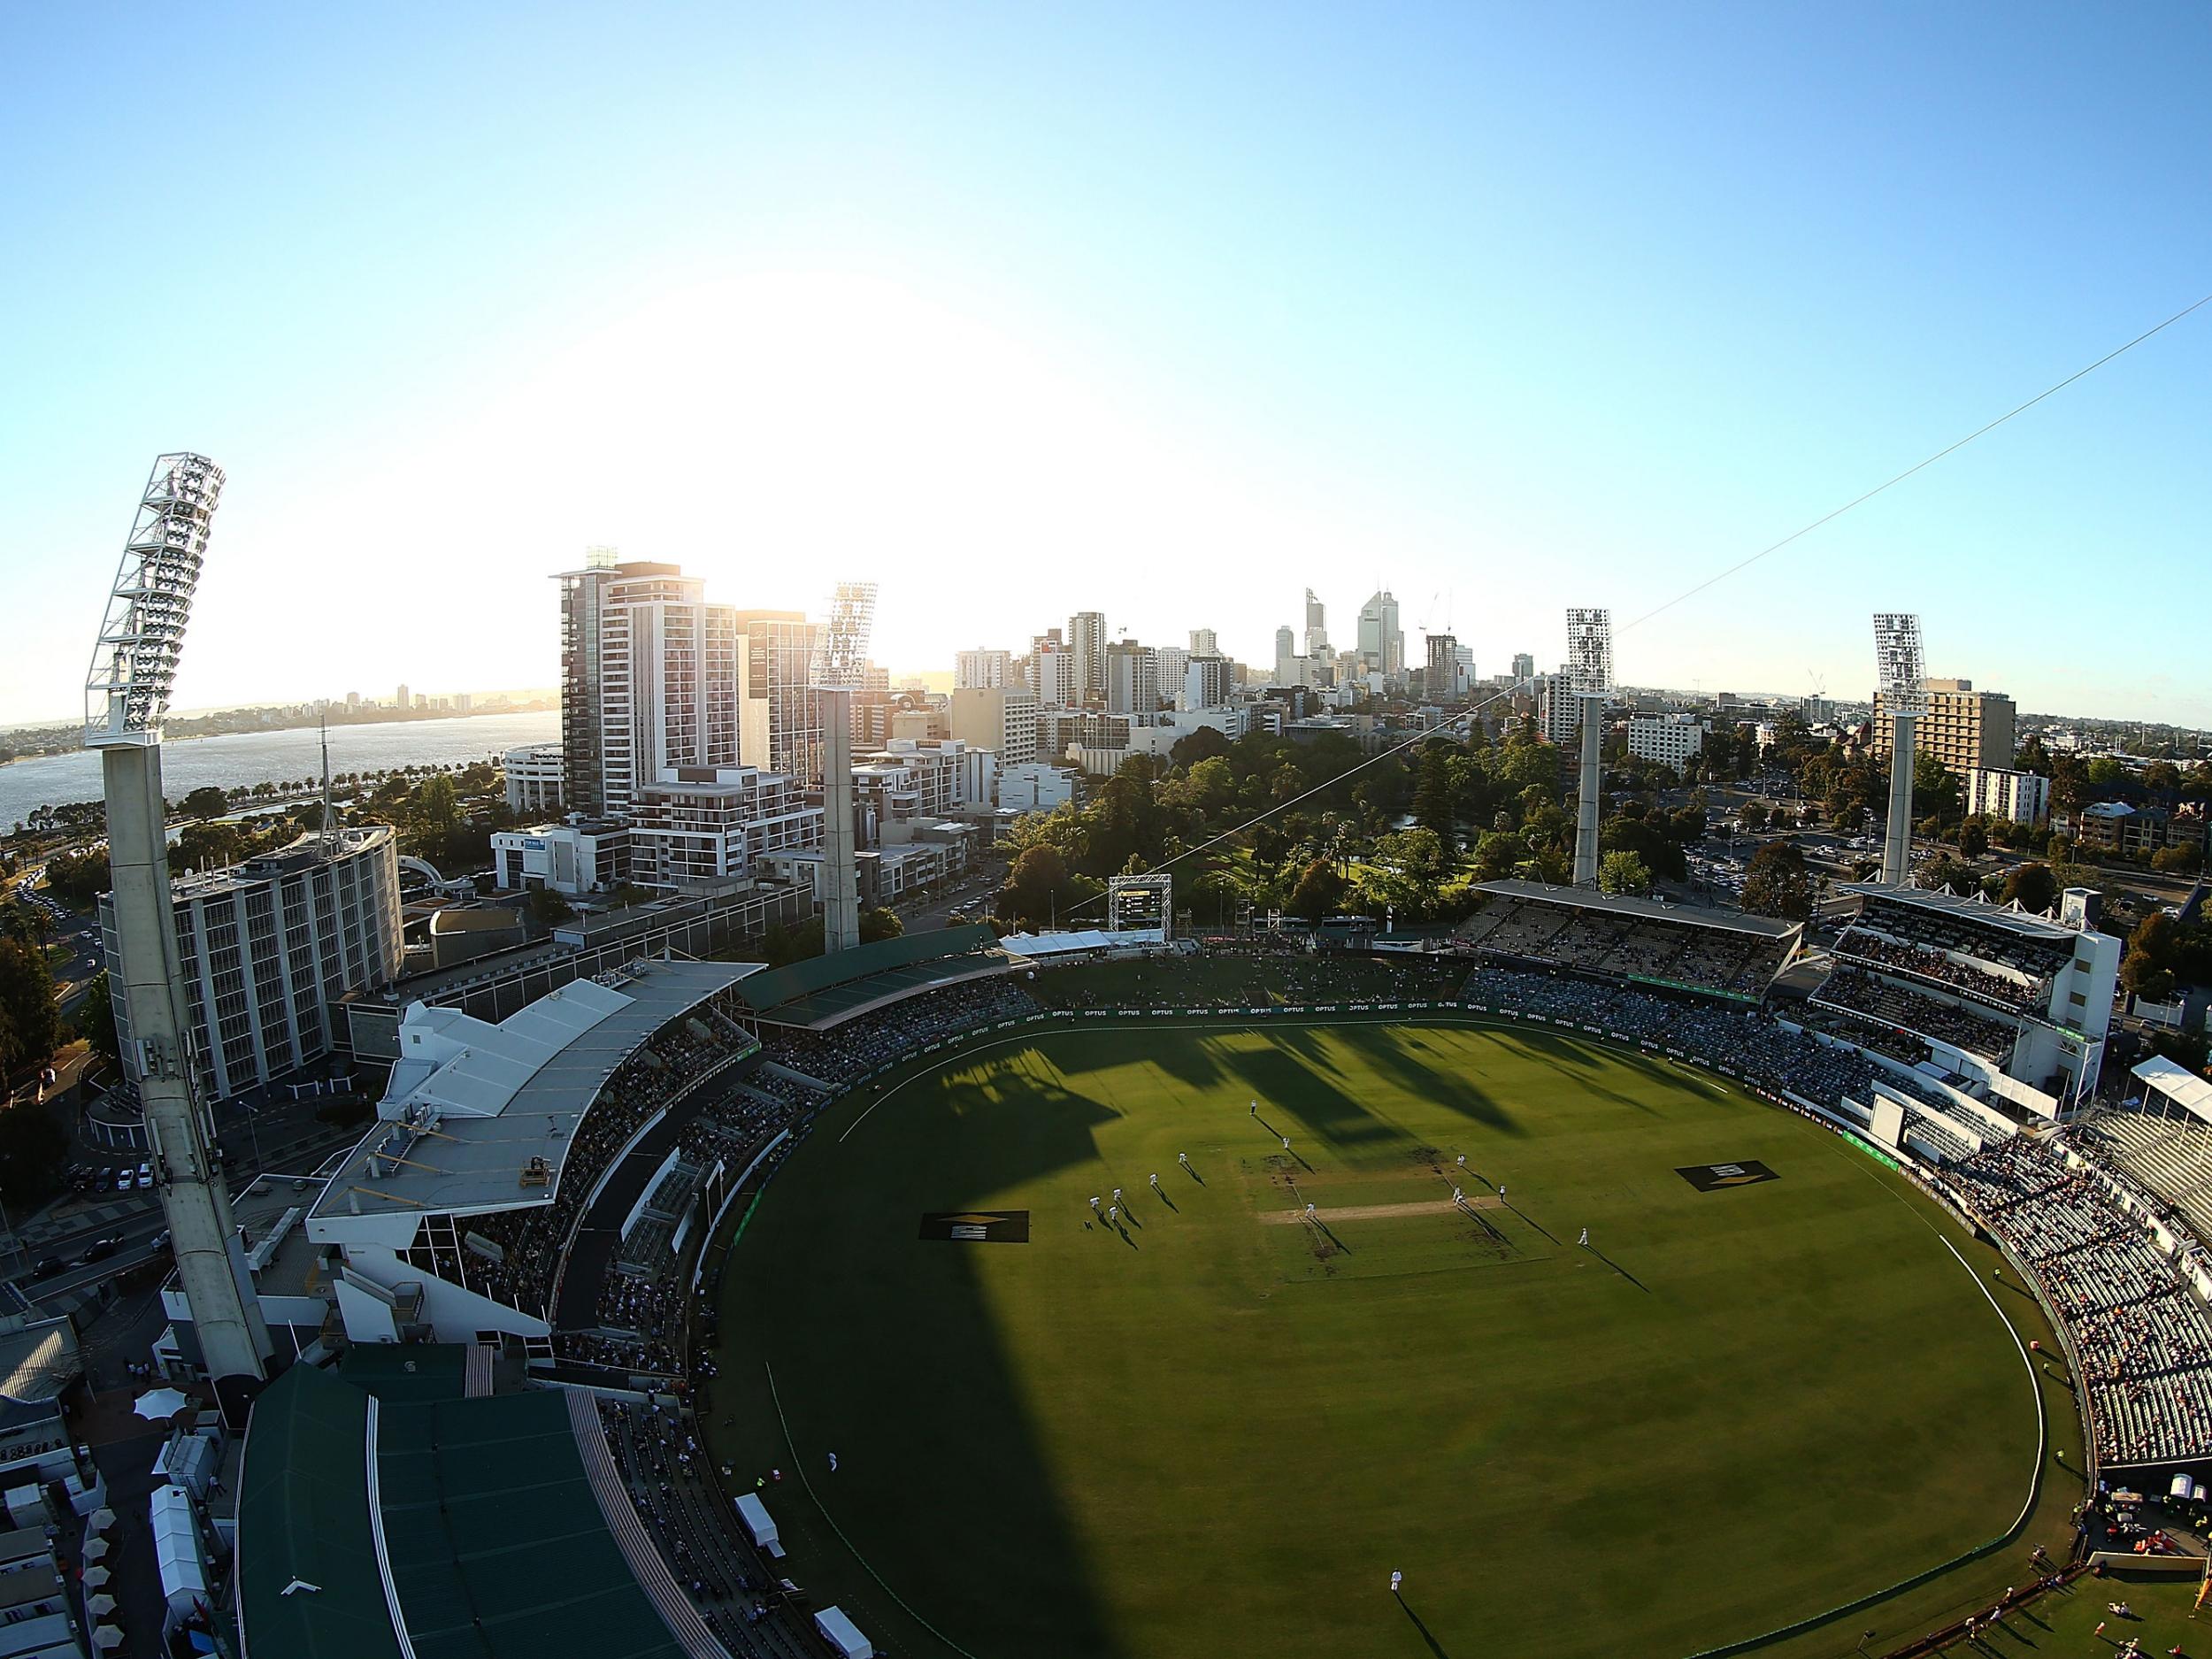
[3,3,2206,727]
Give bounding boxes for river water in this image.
[0,710,561,829]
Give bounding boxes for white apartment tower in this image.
[956,649,1012,690]
[595,568,742,818]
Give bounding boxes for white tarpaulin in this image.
[150,1485,206,1612]
[814,1606,874,1659]
[734,1492,783,1558]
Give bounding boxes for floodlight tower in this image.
[811,580,878,689]
[1565,608,1614,888]
[810,580,875,956]
[84,456,271,1402]
[1873,613,1925,887]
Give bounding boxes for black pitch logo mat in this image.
[1676,1161,1778,1192]
[918,1210,1031,1243]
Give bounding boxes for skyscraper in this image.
[558,551,753,816]
[1357,590,1404,679]
[1302,589,1328,657]
[1425,633,1463,698]
[1188,627,1217,657]
[1068,611,1106,703]
[1273,626,1297,685]
[1511,651,1535,684]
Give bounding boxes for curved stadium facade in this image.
[215,881,2212,1659]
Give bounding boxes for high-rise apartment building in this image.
[1104,642,1159,714]
[956,649,1011,690]
[1302,589,1327,656]
[1188,627,1217,657]
[1511,652,1535,684]
[1871,679,2016,778]
[594,567,743,818]
[1026,646,1078,708]
[395,682,410,711]
[738,611,826,782]
[1068,611,1107,703]
[1273,626,1298,686]
[1181,655,1232,711]
[1152,645,1190,700]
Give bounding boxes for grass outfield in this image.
[710,1020,2084,1658]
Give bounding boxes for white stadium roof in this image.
[310,959,761,1225]
[2136,1055,2212,1125]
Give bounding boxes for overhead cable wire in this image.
[1059,289,2212,914]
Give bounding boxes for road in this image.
[888,858,1007,933]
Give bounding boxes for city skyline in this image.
[4,5,2208,730]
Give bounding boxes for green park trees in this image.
[0,939,59,1078]
[1598,851,1654,897]
[1740,841,1813,921]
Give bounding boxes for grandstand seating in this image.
[596,1397,809,1655]
[1834,926,2046,1013]
[1812,965,2017,1061]
[1456,886,1792,999]
[2082,1111,2212,1243]
[1852,891,2075,977]
[1462,964,1957,1119]
[1947,1135,2212,1466]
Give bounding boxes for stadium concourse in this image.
[229,879,2212,1657]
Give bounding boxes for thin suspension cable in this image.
[1060,291,2212,913]
[1625,289,2212,630]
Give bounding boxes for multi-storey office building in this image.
[1627,714,1705,771]
[100,826,403,1101]
[949,686,1039,765]
[503,742,565,817]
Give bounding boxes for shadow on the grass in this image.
[719,1059,1128,1657]
[1399,1595,1454,1657]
